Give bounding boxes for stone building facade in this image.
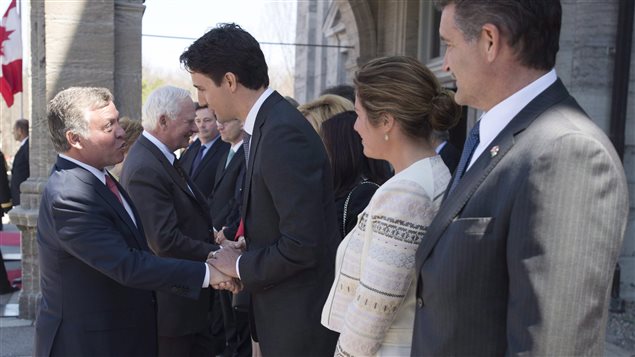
[7,0,145,319]
[295,0,635,301]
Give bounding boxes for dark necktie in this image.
[190,145,206,176]
[173,157,188,181]
[242,131,251,167]
[105,174,123,204]
[448,120,481,194]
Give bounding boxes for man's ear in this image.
[158,114,168,129]
[66,131,83,149]
[224,72,238,93]
[481,23,502,63]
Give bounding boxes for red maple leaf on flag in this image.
[0,25,14,56]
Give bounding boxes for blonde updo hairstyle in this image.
[354,56,461,141]
[298,94,354,135]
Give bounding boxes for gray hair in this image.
[48,87,113,153]
[142,86,193,131]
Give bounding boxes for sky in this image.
[142,0,297,95]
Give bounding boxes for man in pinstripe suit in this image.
[412,1,629,355]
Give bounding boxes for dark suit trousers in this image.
[158,328,215,357]
[218,290,251,357]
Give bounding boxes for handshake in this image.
[206,237,246,294]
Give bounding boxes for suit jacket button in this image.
[416,298,424,308]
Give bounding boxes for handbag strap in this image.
[342,180,380,238]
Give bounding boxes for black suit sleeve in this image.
[43,188,205,298]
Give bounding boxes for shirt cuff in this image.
[236,255,242,280]
[202,263,210,288]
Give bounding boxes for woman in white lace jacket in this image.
[321,56,461,356]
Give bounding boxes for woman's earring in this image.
[384,133,389,141]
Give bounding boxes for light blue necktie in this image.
[225,149,235,169]
[448,120,481,194]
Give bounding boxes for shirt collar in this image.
[230,140,243,153]
[434,140,447,154]
[59,153,108,184]
[142,130,176,164]
[201,135,220,150]
[243,87,274,136]
[470,69,557,166]
[19,137,28,148]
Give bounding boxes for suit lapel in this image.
[192,138,222,180]
[180,139,200,175]
[213,145,243,192]
[57,157,145,250]
[138,136,194,200]
[415,79,571,271]
[241,91,283,219]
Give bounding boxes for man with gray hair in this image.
[121,85,222,356]
[35,87,233,356]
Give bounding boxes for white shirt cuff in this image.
[202,263,210,288]
[236,255,242,280]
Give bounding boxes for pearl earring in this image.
[384,133,389,141]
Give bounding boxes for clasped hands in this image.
[206,236,246,294]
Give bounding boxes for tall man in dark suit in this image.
[34,87,233,356]
[120,86,220,356]
[10,118,29,206]
[180,23,340,356]
[180,104,230,200]
[412,1,629,356]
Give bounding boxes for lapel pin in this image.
[490,145,500,157]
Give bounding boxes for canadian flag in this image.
[0,0,21,107]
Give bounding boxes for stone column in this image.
[9,0,144,320]
[114,0,145,120]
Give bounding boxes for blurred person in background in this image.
[321,111,391,239]
[298,94,353,136]
[10,118,29,206]
[109,116,143,179]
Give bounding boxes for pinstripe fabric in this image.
[412,79,629,356]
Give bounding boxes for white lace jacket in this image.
[322,156,450,356]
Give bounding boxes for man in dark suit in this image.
[180,23,340,356]
[210,116,251,357]
[0,148,16,294]
[179,103,230,356]
[180,104,230,200]
[412,1,629,356]
[34,87,233,356]
[10,118,29,206]
[211,117,244,243]
[432,129,460,174]
[120,86,220,356]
